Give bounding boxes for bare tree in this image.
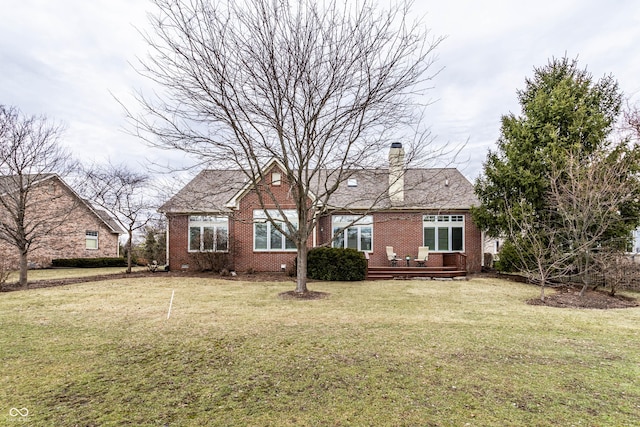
[130,0,444,293]
[82,162,155,273]
[0,105,78,286]
[503,146,640,300]
[548,149,640,297]
[502,198,574,301]
[623,102,640,140]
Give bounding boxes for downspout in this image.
[481,230,485,268]
[165,217,170,267]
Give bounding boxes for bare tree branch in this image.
[129,0,446,292]
[80,162,156,273]
[0,105,78,286]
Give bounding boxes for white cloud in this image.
[0,0,638,181]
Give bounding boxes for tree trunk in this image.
[579,284,588,297]
[295,246,308,294]
[126,232,133,274]
[19,250,28,287]
[539,278,546,302]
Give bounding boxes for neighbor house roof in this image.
[93,208,126,235]
[0,173,125,234]
[160,166,478,214]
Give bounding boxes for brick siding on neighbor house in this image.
[0,177,120,268]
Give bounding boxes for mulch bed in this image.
[278,290,330,300]
[526,285,639,309]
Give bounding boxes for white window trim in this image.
[188,215,229,253]
[331,215,373,252]
[86,230,99,250]
[423,214,465,252]
[271,172,282,186]
[253,209,298,252]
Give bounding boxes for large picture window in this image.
[254,210,297,251]
[332,215,373,252]
[189,215,229,252]
[423,215,464,252]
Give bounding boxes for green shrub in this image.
[51,257,127,268]
[494,240,521,273]
[307,247,367,281]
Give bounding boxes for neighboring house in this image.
[0,174,124,268]
[160,143,482,274]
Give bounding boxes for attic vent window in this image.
[347,178,358,187]
[271,172,281,186]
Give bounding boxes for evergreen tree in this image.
[472,56,623,238]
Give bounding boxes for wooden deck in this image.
[366,252,468,280]
[367,266,467,280]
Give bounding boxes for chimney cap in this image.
[390,142,403,149]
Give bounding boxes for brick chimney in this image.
[388,142,404,205]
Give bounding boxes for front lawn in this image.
[1,277,638,426]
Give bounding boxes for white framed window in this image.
[86,230,98,249]
[271,172,282,186]
[254,210,297,251]
[423,214,464,252]
[188,215,229,252]
[332,215,373,252]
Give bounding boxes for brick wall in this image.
[165,166,483,274]
[0,177,120,268]
[317,211,482,273]
[233,171,309,272]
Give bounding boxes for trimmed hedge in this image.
[307,247,367,281]
[51,257,128,268]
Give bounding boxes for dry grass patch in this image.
[0,277,638,426]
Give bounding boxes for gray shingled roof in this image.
[160,167,478,214]
[93,209,126,234]
[325,168,478,210]
[159,169,247,214]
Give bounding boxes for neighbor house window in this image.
[254,210,297,251]
[423,215,464,252]
[86,231,98,249]
[188,215,229,252]
[332,215,373,252]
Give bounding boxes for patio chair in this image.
[414,246,429,267]
[386,246,398,267]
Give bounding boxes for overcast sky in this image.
[1,0,639,182]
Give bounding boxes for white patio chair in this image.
[386,246,398,267]
[414,246,429,267]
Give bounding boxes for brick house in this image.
[0,174,124,268]
[160,143,482,275]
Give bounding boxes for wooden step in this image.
[367,266,467,280]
